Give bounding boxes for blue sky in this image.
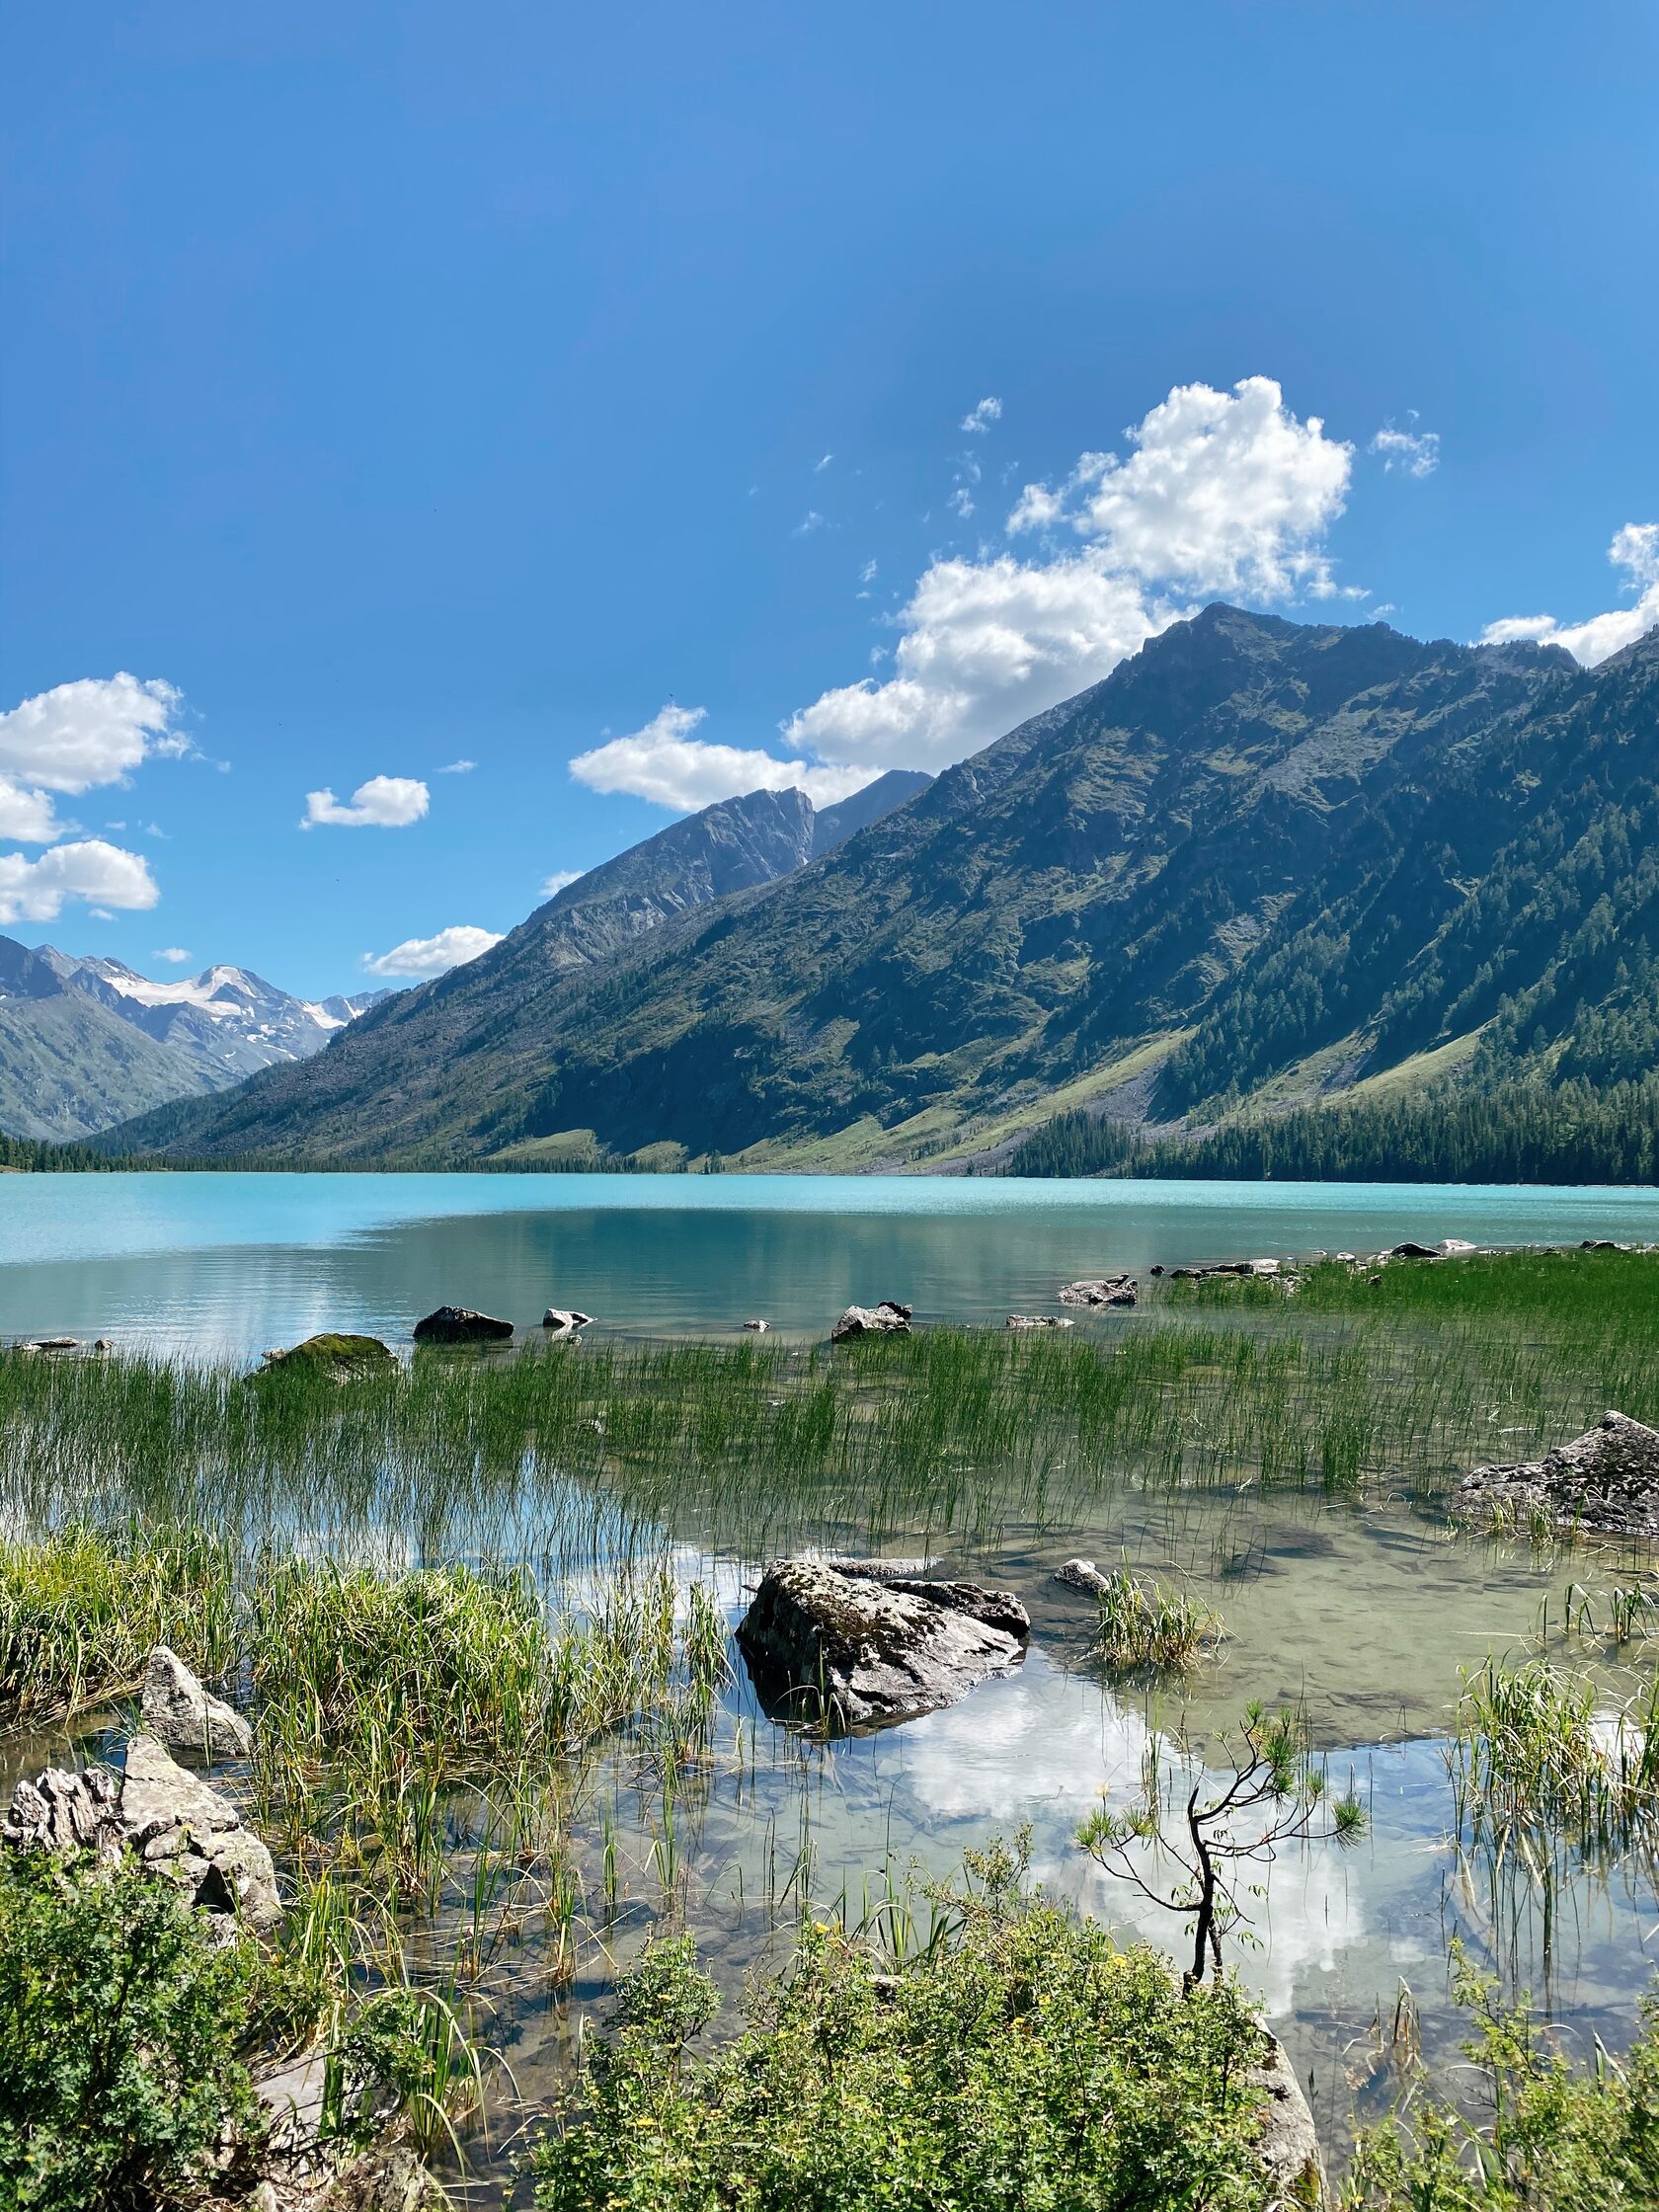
[2,0,1655,996]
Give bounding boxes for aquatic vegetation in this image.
[1452,1655,1659,1861]
[1342,1947,1659,2209]
[1091,1565,1224,1672]
[0,1520,238,1725]
[529,1841,1287,2212]
[1078,1704,1366,1987]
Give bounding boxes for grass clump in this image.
[1453,1656,1659,1859]
[1342,1948,1659,2209]
[530,1842,1288,2212]
[0,1848,259,2211]
[1091,1567,1224,1672]
[0,1522,237,1726]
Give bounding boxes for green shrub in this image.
[0,1848,259,2211]
[1342,1951,1659,2208]
[530,1846,1283,2211]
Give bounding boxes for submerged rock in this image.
[141,1644,254,1761]
[737,1557,1028,1733]
[1007,1314,1074,1330]
[743,1317,769,1331]
[3,1734,279,1934]
[413,1304,514,1344]
[830,1301,912,1340]
[1059,1277,1138,1306]
[255,1333,395,1381]
[1459,1410,1659,1540]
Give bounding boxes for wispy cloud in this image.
[1369,412,1440,479]
[960,396,1002,434]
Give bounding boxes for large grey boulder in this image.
[414,1304,514,1343]
[1459,1410,1659,1539]
[142,1644,254,1760]
[120,1733,281,1931]
[737,1558,1028,1733]
[3,1734,279,1934]
[1250,2036,1326,2206]
[830,1301,911,1341]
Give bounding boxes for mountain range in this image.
[88,604,1659,1169]
[0,940,385,1143]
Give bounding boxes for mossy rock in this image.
[251,1333,395,1382]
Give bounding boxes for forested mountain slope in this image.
[102,606,1658,1168]
[101,769,928,1161]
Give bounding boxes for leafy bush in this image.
[0,1848,259,2211]
[530,1845,1284,2211]
[1342,1951,1659,2208]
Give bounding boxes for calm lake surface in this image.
[5,1170,1659,1357]
[9,1170,1659,2179]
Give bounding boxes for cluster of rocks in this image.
[736,1556,1028,1733]
[830,1299,912,1340]
[1059,1275,1138,1307]
[1459,1410,1659,1540]
[3,1727,279,1937]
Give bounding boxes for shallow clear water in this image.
[5,1170,1659,1358]
[7,1172,1659,2182]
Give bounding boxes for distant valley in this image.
[0,939,386,1143]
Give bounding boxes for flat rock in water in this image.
[542,1306,593,1331]
[743,1317,768,1331]
[830,1301,911,1340]
[1459,1410,1659,1539]
[737,1558,1028,1732]
[1007,1313,1073,1330]
[1059,1276,1138,1306]
[413,1305,514,1344]
[141,1644,255,1760]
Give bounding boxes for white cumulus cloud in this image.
[1370,414,1440,479]
[361,924,504,979]
[153,946,193,964]
[0,778,66,843]
[1480,523,1659,667]
[1007,375,1353,597]
[0,673,187,795]
[570,703,873,814]
[302,775,430,830]
[784,375,1355,774]
[785,553,1177,770]
[961,396,1002,434]
[0,839,160,924]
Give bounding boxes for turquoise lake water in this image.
[4,1170,1659,1357]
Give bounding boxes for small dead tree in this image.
[1076,1701,1366,1990]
